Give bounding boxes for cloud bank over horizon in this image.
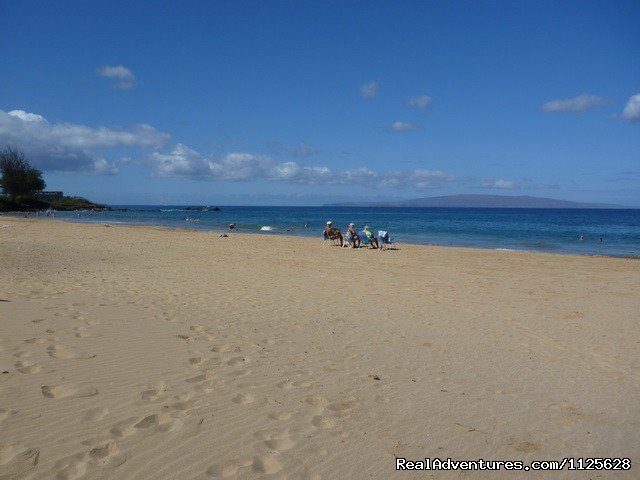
[0,108,528,193]
[0,109,168,174]
[146,143,456,189]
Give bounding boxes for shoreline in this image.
[3,214,637,260]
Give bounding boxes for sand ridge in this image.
[0,217,639,479]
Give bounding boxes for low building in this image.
[39,191,64,199]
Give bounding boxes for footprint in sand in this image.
[311,415,337,430]
[268,411,293,421]
[169,393,201,412]
[210,344,232,353]
[195,379,223,393]
[305,395,329,408]
[508,439,540,453]
[135,414,165,428]
[176,334,196,342]
[206,457,253,478]
[207,462,239,478]
[252,455,282,474]
[41,385,75,399]
[73,327,90,338]
[186,371,215,383]
[15,361,41,374]
[47,345,95,360]
[189,356,207,366]
[41,385,99,399]
[0,409,17,423]
[110,418,139,437]
[327,400,359,415]
[227,356,251,366]
[232,393,255,405]
[276,379,310,389]
[134,413,178,432]
[0,443,40,478]
[24,337,47,345]
[255,430,298,452]
[88,441,118,463]
[141,383,166,401]
[53,454,87,480]
[83,407,110,421]
[228,369,252,378]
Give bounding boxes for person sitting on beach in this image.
[347,223,361,248]
[324,221,343,246]
[363,225,379,249]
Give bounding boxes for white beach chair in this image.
[378,230,396,250]
[343,232,354,248]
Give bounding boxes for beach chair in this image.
[359,231,371,247]
[378,230,396,250]
[323,230,341,246]
[343,232,355,248]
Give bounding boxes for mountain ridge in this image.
[324,194,633,209]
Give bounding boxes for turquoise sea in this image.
[49,205,640,258]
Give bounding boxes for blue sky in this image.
[1,0,639,206]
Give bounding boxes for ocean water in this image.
[47,205,640,258]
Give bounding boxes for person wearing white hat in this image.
[346,222,361,248]
[324,221,343,246]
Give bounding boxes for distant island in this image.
[325,194,632,209]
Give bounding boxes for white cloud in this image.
[0,108,169,174]
[390,121,417,131]
[492,179,516,189]
[622,93,640,122]
[0,108,539,192]
[7,110,45,122]
[145,144,457,190]
[360,80,379,99]
[97,65,136,89]
[541,94,607,113]
[91,158,119,175]
[407,95,432,109]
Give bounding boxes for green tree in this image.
[0,147,46,202]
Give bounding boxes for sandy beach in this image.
[1,217,638,479]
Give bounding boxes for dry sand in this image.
[0,217,638,479]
